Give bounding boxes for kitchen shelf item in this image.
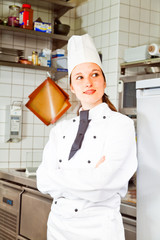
[32,51,38,65]
[144,66,160,74]
[19,59,32,64]
[54,18,70,35]
[120,57,160,75]
[8,5,20,27]
[0,47,24,62]
[25,77,71,125]
[54,23,70,35]
[19,4,33,30]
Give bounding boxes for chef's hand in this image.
[95,156,105,168]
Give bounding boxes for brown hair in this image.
[102,93,117,112]
[101,72,117,112]
[70,69,117,115]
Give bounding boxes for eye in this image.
[76,75,83,80]
[92,72,99,77]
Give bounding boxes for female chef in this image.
[36,34,137,240]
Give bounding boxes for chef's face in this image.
[70,62,106,110]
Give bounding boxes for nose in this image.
[85,77,92,87]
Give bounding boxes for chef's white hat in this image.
[67,34,103,78]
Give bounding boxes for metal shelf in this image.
[0,25,69,49]
[0,0,73,79]
[120,57,160,75]
[3,0,76,19]
[0,61,68,80]
[0,60,51,71]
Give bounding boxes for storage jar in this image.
[8,5,20,27]
[19,4,33,30]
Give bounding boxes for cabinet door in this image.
[0,180,22,239]
[20,190,52,240]
[123,216,136,240]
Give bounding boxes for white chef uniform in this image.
[37,34,137,240]
[37,103,137,240]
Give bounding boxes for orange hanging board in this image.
[25,77,71,125]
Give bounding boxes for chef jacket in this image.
[37,103,137,240]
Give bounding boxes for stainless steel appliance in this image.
[0,47,24,62]
[0,170,52,240]
[121,203,136,240]
[136,78,160,240]
[119,57,160,116]
[121,176,136,240]
[0,180,23,240]
[118,78,137,116]
[19,187,52,240]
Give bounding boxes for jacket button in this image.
[93,136,96,139]
[88,160,91,164]
[55,201,57,204]
[103,116,106,119]
[63,136,65,139]
[73,119,76,122]
[59,159,62,163]
[74,208,78,212]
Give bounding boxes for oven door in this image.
[118,80,137,116]
[19,187,52,240]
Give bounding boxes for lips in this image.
[84,89,96,95]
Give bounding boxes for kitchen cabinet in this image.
[0,0,76,78]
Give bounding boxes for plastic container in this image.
[32,51,38,65]
[19,4,33,30]
[8,5,20,27]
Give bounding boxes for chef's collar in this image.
[79,103,112,120]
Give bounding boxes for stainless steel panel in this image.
[0,226,16,240]
[20,188,52,240]
[120,203,136,218]
[0,54,19,62]
[0,168,37,189]
[123,216,136,240]
[0,47,24,56]
[136,85,160,240]
[17,236,28,240]
[0,180,23,240]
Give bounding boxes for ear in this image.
[70,84,75,94]
[104,81,107,88]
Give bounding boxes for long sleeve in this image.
[36,124,63,197]
[37,116,137,202]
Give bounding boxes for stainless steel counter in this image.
[0,168,52,240]
[0,168,37,189]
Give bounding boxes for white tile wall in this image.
[119,0,160,74]
[0,1,77,169]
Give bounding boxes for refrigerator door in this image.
[136,78,160,89]
[136,84,160,240]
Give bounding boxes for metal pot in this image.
[54,18,70,36]
[145,66,160,74]
[54,23,70,35]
